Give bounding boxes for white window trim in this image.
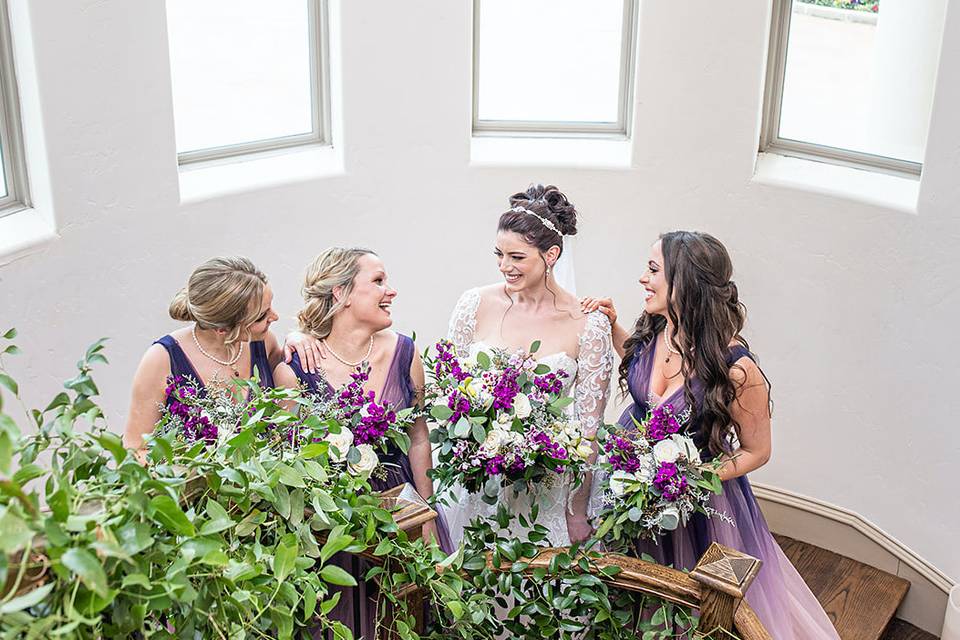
[760,0,922,178]
[176,0,331,165]
[471,0,638,139]
[0,0,30,217]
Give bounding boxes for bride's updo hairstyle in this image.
[168,256,268,346]
[298,247,376,340]
[499,183,578,258]
[619,231,770,457]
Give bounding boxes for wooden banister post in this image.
[690,542,762,636]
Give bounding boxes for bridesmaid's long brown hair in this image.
[619,231,771,456]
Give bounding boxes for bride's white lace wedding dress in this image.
[442,287,614,546]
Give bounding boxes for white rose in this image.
[652,438,682,464]
[325,428,354,462]
[608,470,638,496]
[513,393,532,419]
[670,434,701,465]
[462,356,478,370]
[481,428,508,454]
[348,443,379,476]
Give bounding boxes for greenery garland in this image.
[0,330,735,639]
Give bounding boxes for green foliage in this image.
[0,330,469,639]
[435,505,739,640]
[0,329,744,639]
[797,0,879,12]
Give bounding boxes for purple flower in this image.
[647,404,681,442]
[532,369,569,396]
[653,462,688,501]
[604,435,642,473]
[434,340,470,382]
[354,400,396,445]
[492,367,520,411]
[485,455,506,475]
[447,390,471,423]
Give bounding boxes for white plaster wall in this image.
[0,0,958,580]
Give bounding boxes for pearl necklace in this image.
[663,328,682,364]
[192,325,243,377]
[322,335,374,367]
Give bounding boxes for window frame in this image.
[175,0,331,165]
[760,0,922,177]
[471,0,638,139]
[0,0,30,217]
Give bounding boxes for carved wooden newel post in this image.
[690,542,762,637]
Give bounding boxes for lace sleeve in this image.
[446,288,481,356]
[574,311,614,437]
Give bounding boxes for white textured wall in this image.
[1,0,958,580]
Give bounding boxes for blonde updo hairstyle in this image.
[298,247,376,340]
[168,256,268,346]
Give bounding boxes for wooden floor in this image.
[880,619,939,640]
[773,534,915,640]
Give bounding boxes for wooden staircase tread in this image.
[880,619,939,640]
[773,534,911,640]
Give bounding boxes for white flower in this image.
[513,393,532,419]
[652,438,682,464]
[670,434,701,465]
[462,356,478,370]
[609,470,638,496]
[324,428,354,462]
[348,443,379,476]
[574,441,594,461]
[481,428,509,454]
[635,456,656,484]
[658,506,680,531]
[496,411,512,425]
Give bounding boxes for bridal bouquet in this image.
[424,339,593,503]
[593,404,729,544]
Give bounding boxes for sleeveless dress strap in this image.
[153,335,203,384]
[249,341,274,389]
[726,344,754,366]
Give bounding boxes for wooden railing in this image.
[486,542,771,639]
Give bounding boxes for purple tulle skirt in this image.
[634,474,840,639]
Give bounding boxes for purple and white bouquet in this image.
[593,404,729,544]
[424,339,593,504]
[293,365,416,478]
[157,366,414,480]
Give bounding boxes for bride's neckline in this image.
[471,340,577,364]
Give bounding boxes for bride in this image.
[443,184,613,546]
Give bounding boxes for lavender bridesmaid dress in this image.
[618,339,840,640]
[290,333,453,639]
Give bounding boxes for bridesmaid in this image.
[274,248,453,639]
[124,256,280,454]
[581,231,839,640]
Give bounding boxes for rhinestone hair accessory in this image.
[510,206,562,237]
